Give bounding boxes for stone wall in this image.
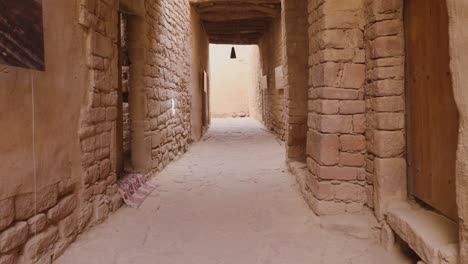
[142,0,193,172]
[364,0,406,220]
[259,15,287,140]
[305,0,368,215]
[0,0,203,263]
[282,0,309,162]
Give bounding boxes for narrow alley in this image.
[1,0,468,263]
[56,119,399,264]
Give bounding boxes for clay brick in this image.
[339,100,365,114]
[0,222,29,253]
[27,214,47,235]
[340,135,366,152]
[317,115,353,134]
[0,199,14,232]
[15,185,58,221]
[23,227,59,260]
[47,195,77,223]
[307,131,339,165]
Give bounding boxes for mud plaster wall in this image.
[447,0,468,261]
[259,14,286,140]
[0,0,203,263]
[0,0,88,263]
[210,45,257,118]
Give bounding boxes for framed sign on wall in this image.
[0,0,45,71]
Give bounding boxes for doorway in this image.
[406,0,459,220]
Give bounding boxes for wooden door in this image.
[406,0,459,221]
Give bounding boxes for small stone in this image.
[27,214,47,235]
[0,222,29,253]
[0,254,15,264]
[0,199,14,232]
[47,195,77,223]
[15,185,58,220]
[23,227,59,260]
[58,214,78,238]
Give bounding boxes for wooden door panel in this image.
[406,0,459,220]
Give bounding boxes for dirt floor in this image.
[57,118,405,264]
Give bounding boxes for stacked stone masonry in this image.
[283,0,310,162]
[260,16,287,140]
[364,0,406,220]
[305,0,369,215]
[0,1,195,263]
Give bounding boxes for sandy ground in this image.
[57,118,403,264]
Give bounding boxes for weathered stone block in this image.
[84,165,99,185]
[307,130,339,165]
[370,36,404,58]
[87,30,113,58]
[0,222,28,253]
[366,20,402,40]
[317,165,359,181]
[340,63,365,89]
[334,183,366,202]
[317,115,353,133]
[309,99,339,114]
[371,130,405,157]
[15,185,58,221]
[373,112,405,130]
[58,213,78,238]
[353,114,366,133]
[307,177,336,201]
[47,195,77,223]
[23,227,59,260]
[339,100,365,114]
[310,87,359,100]
[0,199,14,232]
[366,80,404,97]
[27,213,47,235]
[99,159,111,180]
[339,152,365,167]
[340,135,366,152]
[0,254,15,264]
[369,96,405,112]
